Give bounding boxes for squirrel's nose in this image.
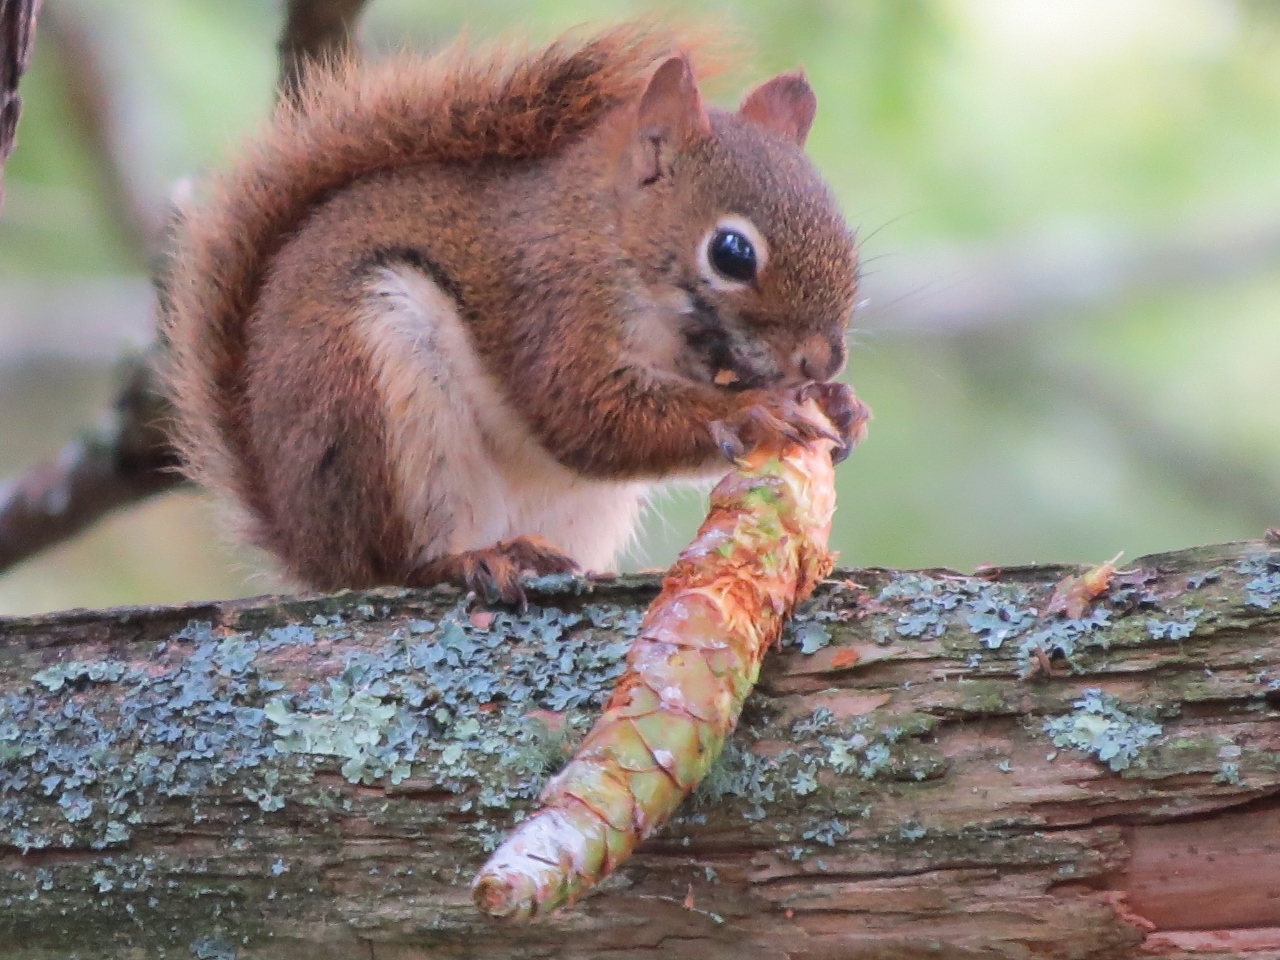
[794,333,847,381]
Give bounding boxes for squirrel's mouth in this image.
[678,332,777,391]
[676,304,786,392]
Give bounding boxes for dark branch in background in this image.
[0,0,370,577]
[38,1,158,262]
[0,354,178,571]
[1057,362,1280,531]
[0,0,42,209]
[278,0,369,102]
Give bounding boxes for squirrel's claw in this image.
[796,381,871,463]
[708,420,748,463]
[709,395,842,464]
[464,554,526,608]
[419,537,580,610]
[710,384,870,466]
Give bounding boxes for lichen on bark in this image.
[0,541,1277,958]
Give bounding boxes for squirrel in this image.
[161,24,867,603]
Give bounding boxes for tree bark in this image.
[1,540,1278,958]
[0,0,41,209]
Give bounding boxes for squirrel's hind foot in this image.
[415,536,580,608]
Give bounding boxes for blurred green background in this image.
[2,0,1278,616]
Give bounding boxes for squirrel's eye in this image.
[708,229,757,283]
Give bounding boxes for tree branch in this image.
[0,0,42,209]
[0,0,371,576]
[0,543,1277,957]
[38,0,158,261]
[277,0,370,102]
[0,351,180,572]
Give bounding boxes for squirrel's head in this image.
[613,55,857,391]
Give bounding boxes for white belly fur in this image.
[357,264,647,572]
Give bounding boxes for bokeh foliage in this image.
[2,0,1278,614]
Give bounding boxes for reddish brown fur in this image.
[164,26,695,581]
[161,23,860,595]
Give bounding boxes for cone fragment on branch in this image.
[473,398,869,919]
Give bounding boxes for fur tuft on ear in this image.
[738,69,817,146]
[632,55,711,184]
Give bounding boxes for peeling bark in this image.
[0,541,1277,958]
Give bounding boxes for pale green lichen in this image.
[801,818,850,846]
[1214,761,1243,786]
[0,595,644,861]
[793,621,832,654]
[2,547,1273,949]
[1145,610,1202,641]
[1239,554,1280,610]
[1043,689,1162,772]
[265,685,409,785]
[693,741,776,812]
[31,660,127,693]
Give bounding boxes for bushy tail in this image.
[160,24,700,542]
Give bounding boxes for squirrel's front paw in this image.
[795,381,871,463]
[709,384,870,465]
[708,393,842,464]
[419,536,580,608]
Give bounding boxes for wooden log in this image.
[0,540,1278,959]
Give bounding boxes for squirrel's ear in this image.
[633,55,710,184]
[738,70,817,147]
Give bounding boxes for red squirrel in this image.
[161,24,866,602]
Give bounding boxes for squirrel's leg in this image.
[411,536,580,607]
